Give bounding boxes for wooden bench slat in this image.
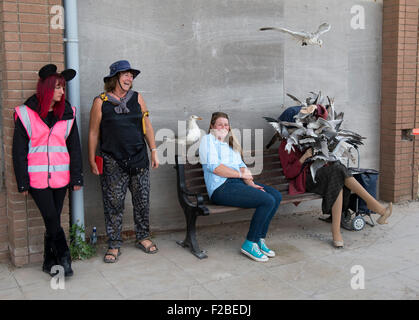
[187,185,208,194]
[205,205,244,214]
[281,193,322,204]
[186,178,206,188]
[185,170,204,179]
[201,193,322,214]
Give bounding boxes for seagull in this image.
[165,115,203,145]
[286,93,307,107]
[326,96,335,121]
[260,23,331,47]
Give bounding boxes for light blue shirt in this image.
[199,133,246,198]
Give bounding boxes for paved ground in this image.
[1,201,419,300]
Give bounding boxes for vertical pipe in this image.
[64,0,85,240]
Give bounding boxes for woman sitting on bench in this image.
[278,106,393,249]
[199,112,282,262]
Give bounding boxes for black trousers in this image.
[29,187,68,253]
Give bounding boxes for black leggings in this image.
[29,187,67,240]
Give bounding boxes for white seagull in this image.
[260,23,331,47]
[165,115,203,145]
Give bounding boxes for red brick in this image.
[3,12,18,22]
[19,23,48,33]
[0,252,11,263]
[21,51,50,62]
[50,43,63,53]
[29,252,43,263]
[49,0,63,5]
[18,3,49,14]
[19,0,48,4]
[21,61,48,71]
[11,255,28,267]
[21,42,49,52]
[19,13,48,24]
[3,32,20,42]
[2,2,18,12]
[5,81,23,90]
[2,22,18,32]
[20,33,49,43]
[4,42,20,51]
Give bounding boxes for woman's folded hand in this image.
[240,167,253,180]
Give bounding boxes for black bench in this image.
[174,148,322,259]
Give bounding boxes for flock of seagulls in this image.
[263,92,365,182]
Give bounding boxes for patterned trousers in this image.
[100,153,151,249]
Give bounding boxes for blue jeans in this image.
[211,178,282,242]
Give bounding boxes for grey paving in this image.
[1,201,419,300]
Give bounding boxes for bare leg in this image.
[331,189,343,244]
[344,177,392,224]
[345,177,385,214]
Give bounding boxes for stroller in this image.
[320,148,379,231]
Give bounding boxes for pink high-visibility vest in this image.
[14,105,76,189]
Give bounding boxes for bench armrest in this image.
[175,160,209,215]
[179,185,205,207]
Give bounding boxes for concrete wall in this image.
[77,0,383,237]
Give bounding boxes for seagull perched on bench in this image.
[165,115,203,145]
[260,23,331,47]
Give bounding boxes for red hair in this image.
[36,74,66,119]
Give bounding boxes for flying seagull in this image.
[260,23,331,47]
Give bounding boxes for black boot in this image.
[57,251,73,277]
[53,229,74,277]
[42,233,58,276]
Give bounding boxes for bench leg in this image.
[176,210,208,259]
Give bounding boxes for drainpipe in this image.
[63,0,85,240]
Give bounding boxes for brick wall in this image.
[416,0,419,199]
[380,0,419,202]
[0,0,68,266]
[0,0,9,263]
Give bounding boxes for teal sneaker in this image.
[241,240,268,262]
[258,239,275,257]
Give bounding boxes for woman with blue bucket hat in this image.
[88,60,159,263]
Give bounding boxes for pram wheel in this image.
[352,216,365,231]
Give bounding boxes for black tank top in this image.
[100,91,149,168]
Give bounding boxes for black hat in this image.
[38,64,76,81]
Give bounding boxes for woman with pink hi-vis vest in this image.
[12,64,83,277]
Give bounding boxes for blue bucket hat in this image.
[103,60,141,82]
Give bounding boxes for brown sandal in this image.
[136,239,158,254]
[103,248,121,263]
